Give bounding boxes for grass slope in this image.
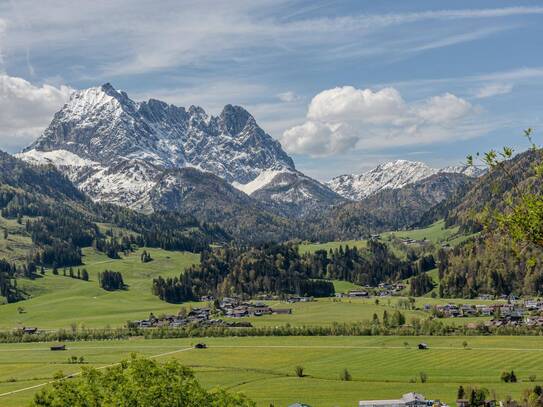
[380,220,460,244]
[1,336,542,407]
[0,247,199,329]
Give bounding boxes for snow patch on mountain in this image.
[232,169,288,195]
[18,148,101,169]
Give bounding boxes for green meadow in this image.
[0,247,199,329]
[0,244,497,330]
[1,336,542,407]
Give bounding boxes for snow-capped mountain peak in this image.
[327,159,484,201]
[18,83,339,216]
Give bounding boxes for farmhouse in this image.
[359,392,433,407]
[348,290,369,298]
[287,296,314,303]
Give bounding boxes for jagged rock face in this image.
[19,83,341,217]
[250,169,345,217]
[26,83,294,183]
[328,159,485,201]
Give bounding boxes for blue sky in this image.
[0,0,542,180]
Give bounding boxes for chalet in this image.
[287,296,314,303]
[199,295,214,302]
[460,305,476,316]
[248,304,273,316]
[480,307,494,316]
[509,309,524,321]
[436,304,460,317]
[21,327,38,334]
[524,300,540,310]
[220,297,240,308]
[227,306,249,318]
[478,294,493,300]
[348,290,369,298]
[457,399,495,407]
[194,343,207,349]
[418,343,429,350]
[50,344,66,351]
[359,392,430,407]
[525,316,543,326]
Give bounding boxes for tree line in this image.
[152,241,436,304]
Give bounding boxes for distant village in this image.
[130,296,301,329]
[424,298,543,328]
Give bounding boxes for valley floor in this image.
[1,336,542,407]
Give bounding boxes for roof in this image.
[402,393,426,403]
[359,393,426,406]
[288,403,312,407]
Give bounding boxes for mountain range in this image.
[16,83,486,238]
[19,84,345,217]
[327,160,485,201]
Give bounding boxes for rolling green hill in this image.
[0,247,199,329]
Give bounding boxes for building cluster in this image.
[336,283,406,298]
[132,298,293,328]
[359,392,448,407]
[424,299,543,327]
[132,308,239,329]
[219,297,292,318]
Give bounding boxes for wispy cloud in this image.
[474,83,514,99]
[1,3,541,79]
[409,26,514,52]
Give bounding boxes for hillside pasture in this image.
[0,247,199,330]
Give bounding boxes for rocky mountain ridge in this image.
[327,159,485,200]
[19,83,342,216]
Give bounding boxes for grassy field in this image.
[380,220,461,244]
[0,247,200,329]
[0,216,34,264]
[332,280,363,293]
[1,336,542,407]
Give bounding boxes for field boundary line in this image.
[0,347,193,398]
[210,344,543,352]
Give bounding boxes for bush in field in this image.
[294,366,304,377]
[501,370,518,383]
[340,368,352,381]
[31,356,254,407]
[419,371,428,383]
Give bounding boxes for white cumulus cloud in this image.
[0,75,73,151]
[281,86,480,156]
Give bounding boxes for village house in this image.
[348,290,369,298]
[359,392,443,407]
[287,296,314,303]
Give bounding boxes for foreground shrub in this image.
[31,355,254,407]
